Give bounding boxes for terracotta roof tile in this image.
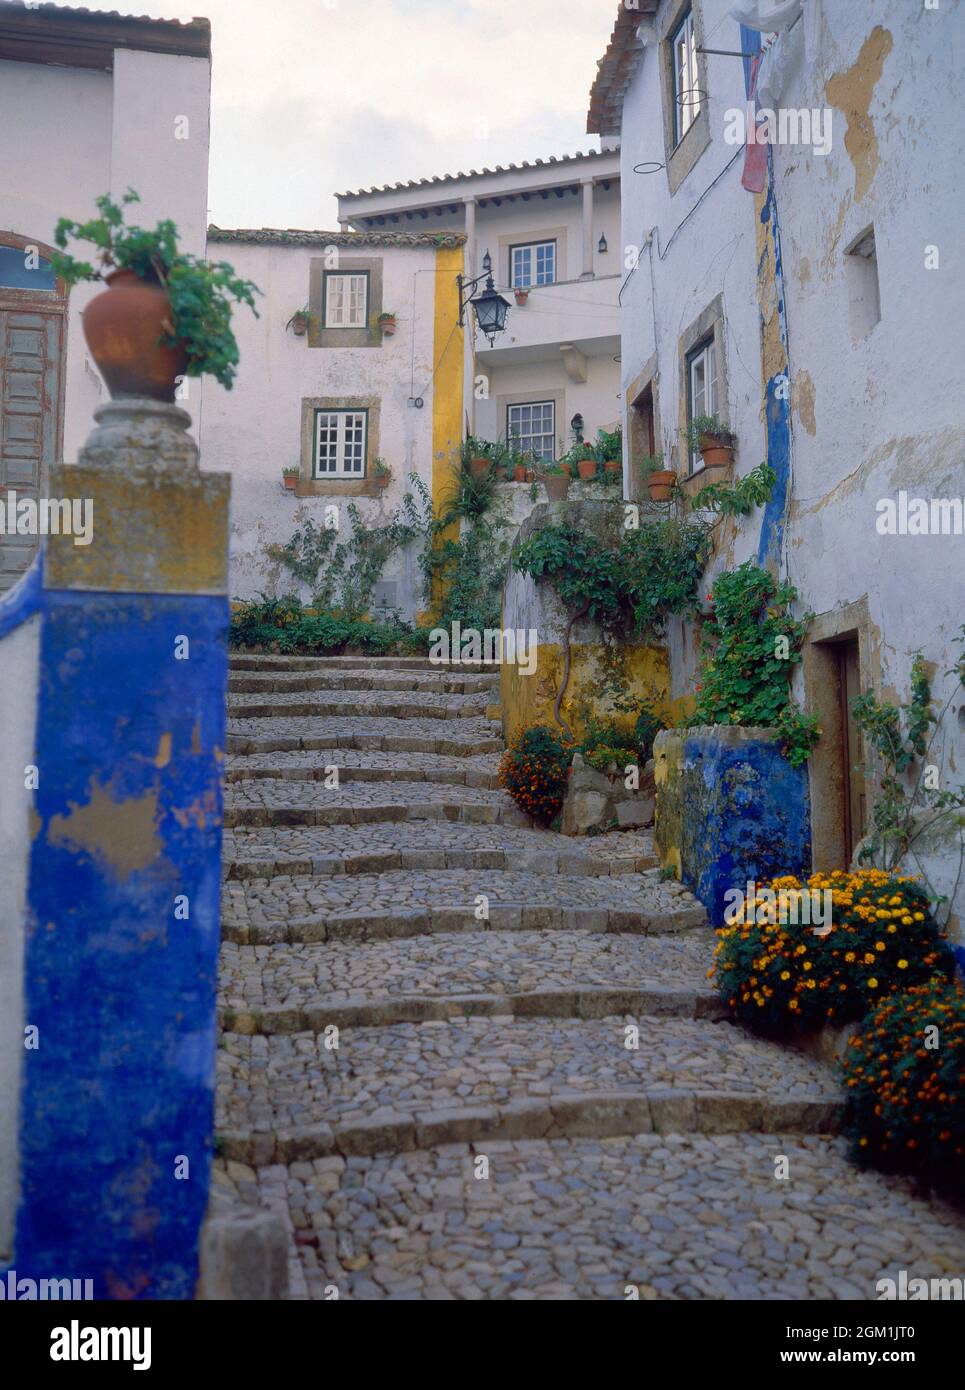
[207,226,467,249]
[335,149,614,201]
[587,1,659,136]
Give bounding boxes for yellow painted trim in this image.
[423,244,465,621]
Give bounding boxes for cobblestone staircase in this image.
[213,654,965,1300]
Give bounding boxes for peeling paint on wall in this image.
[792,370,817,436]
[826,27,894,203]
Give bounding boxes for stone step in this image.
[222,824,659,881]
[220,869,706,944]
[228,689,490,722]
[215,1014,840,1164]
[217,932,721,1034]
[227,716,503,758]
[223,779,526,831]
[225,749,502,790]
[230,670,499,695]
[230,654,502,674]
[212,1133,965,1300]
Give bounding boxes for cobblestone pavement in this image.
[216,654,965,1299]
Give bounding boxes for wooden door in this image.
[837,639,865,862]
[0,237,66,592]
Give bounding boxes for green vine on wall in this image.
[851,632,965,910]
[691,562,818,767]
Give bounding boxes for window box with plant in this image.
[377,311,397,337]
[51,189,259,400]
[641,452,676,502]
[282,466,299,491]
[688,413,736,474]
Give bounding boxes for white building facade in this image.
[0,1,212,591]
[202,228,466,617]
[336,151,623,463]
[590,0,965,927]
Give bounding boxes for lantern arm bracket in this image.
[457,269,496,326]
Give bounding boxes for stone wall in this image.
[653,726,811,927]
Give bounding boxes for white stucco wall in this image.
[201,240,445,616]
[617,0,965,919]
[0,609,40,1261]
[0,49,211,461]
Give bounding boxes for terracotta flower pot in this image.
[379,319,397,337]
[577,458,597,481]
[469,456,491,478]
[513,464,527,482]
[290,314,309,337]
[542,473,570,502]
[525,469,535,483]
[514,289,529,305]
[283,474,298,491]
[698,434,735,468]
[647,469,677,502]
[603,459,621,474]
[82,267,187,402]
[375,473,390,489]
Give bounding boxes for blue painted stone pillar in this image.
[654,726,811,927]
[12,398,229,1299]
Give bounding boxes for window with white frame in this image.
[510,241,556,288]
[671,8,701,145]
[686,336,718,471]
[507,400,555,462]
[313,408,368,477]
[324,271,369,328]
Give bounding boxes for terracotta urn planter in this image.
[82,267,187,402]
[577,458,597,481]
[647,469,677,502]
[542,473,570,502]
[469,456,491,479]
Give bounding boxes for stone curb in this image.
[222,847,659,880]
[217,982,727,1034]
[229,698,489,721]
[224,762,500,790]
[216,1088,841,1165]
[226,732,503,757]
[220,900,708,945]
[222,797,531,830]
[230,655,502,673]
[229,673,497,695]
[196,1198,289,1300]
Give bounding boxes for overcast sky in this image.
[81,0,618,229]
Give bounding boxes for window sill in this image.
[678,458,733,501]
[296,478,383,498]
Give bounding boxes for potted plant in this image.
[463,436,494,479]
[378,311,397,337]
[373,457,392,490]
[282,466,299,491]
[51,188,259,400]
[642,452,676,502]
[287,307,311,336]
[540,463,571,502]
[577,449,597,481]
[514,287,530,306]
[688,414,737,473]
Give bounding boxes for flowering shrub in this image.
[712,870,956,1036]
[499,725,572,825]
[840,979,965,1198]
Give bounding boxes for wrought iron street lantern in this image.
[458,250,511,346]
